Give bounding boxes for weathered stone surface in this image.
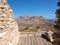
[18,32,53,45]
[0,0,19,45]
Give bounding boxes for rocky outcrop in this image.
[0,0,19,45]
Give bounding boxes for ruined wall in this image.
[0,0,19,45]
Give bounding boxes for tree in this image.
[54,0,60,45]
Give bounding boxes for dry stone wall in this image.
[0,0,19,45]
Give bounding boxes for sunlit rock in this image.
[0,0,19,45]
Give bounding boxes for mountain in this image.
[16,16,55,32]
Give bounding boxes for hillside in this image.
[16,16,55,32]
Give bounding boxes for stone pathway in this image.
[17,32,53,45]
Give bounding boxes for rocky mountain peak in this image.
[16,16,54,32]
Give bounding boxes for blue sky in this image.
[8,0,58,19]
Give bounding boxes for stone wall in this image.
[0,0,19,45]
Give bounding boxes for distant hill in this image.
[16,16,55,32]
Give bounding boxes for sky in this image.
[7,0,58,19]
